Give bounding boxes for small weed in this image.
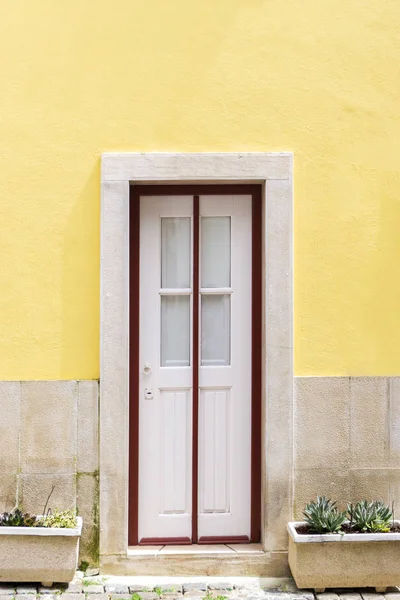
[82,580,99,588]
[79,560,89,572]
[132,594,142,600]
[154,587,162,597]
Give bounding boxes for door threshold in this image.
[128,543,264,556]
[101,545,289,576]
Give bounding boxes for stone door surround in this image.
[100,153,293,570]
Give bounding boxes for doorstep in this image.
[100,544,290,576]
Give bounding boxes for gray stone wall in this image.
[0,380,99,566]
[294,377,400,518]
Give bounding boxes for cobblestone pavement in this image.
[0,576,399,600]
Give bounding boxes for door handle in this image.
[143,363,152,375]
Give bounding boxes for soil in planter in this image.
[295,523,400,535]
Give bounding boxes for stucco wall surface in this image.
[0,1,399,378]
[294,377,400,519]
[0,380,99,565]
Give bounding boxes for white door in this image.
[198,195,252,540]
[138,192,252,543]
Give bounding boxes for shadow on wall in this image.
[61,160,100,379]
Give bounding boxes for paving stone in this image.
[83,587,104,595]
[159,587,182,594]
[339,596,362,600]
[85,569,100,577]
[290,594,314,600]
[16,588,37,595]
[362,595,385,600]
[385,596,400,600]
[129,587,153,594]
[38,587,66,595]
[17,595,37,600]
[139,594,160,600]
[65,583,84,594]
[87,595,109,600]
[60,595,83,600]
[183,593,206,598]
[208,584,234,592]
[106,586,130,595]
[0,595,16,600]
[317,595,338,600]
[0,588,16,595]
[110,595,133,600]
[184,585,207,594]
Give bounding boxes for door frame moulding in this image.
[100,153,293,564]
[129,184,262,546]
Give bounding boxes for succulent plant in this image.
[303,496,346,533]
[0,509,37,527]
[348,500,392,533]
[36,508,77,529]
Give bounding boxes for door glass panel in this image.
[161,217,191,289]
[161,295,190,367]
[201,295,231,366]
[201,217,231,288]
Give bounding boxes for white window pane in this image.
[161,295,190,367]
[201,295,230,366]
[161,217,191,289]
[201,217,231,288]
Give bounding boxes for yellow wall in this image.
[1,0,399,379]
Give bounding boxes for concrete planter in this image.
[0,517,82,586]
[288,521,400,593]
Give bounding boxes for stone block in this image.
[0,587,15,595]
[87,595,109,600]
[0,474,17,512]
[77,473,99,565]
[59,595,83,600]
[389,378,400,467]
[348,468,400,506]
[20,381,78,474]
[316,595,340,600]
[294,377,350,471]
[19,473,76,514]
[0,382,20,473]
[129,587,153,593]
[263,345,293,551]
[294,468,350,518]
[77,381,99,473]
[16,588,37,595]
[160,585,182,593]
[350,377,389,469]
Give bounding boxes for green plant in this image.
[132,594,142,600]
[348,500,392,533]
[303,496,346,533]
[0,509,37,527]
[154,588,162,598]
[37,508,77,529]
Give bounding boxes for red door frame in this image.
[128,184,262,546]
